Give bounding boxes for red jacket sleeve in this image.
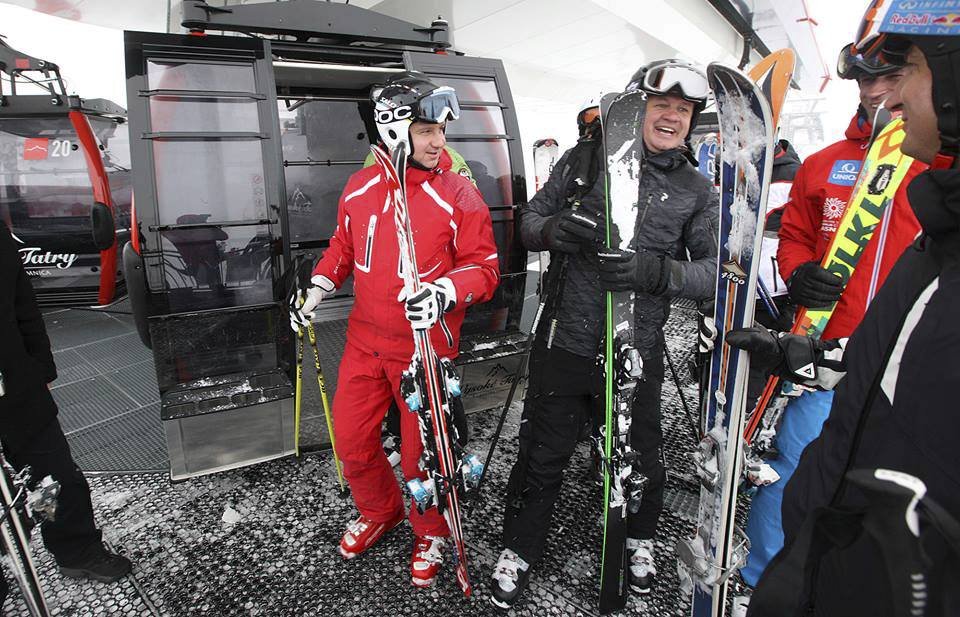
[776,161,820,282]
[442,177,500,310]
[311,175,361,287]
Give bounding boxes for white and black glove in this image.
[725,326,846,388]
[398,277,456,331]
[289,274,336,333]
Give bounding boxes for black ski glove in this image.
[541,209,600,253]
[725,326,844,383]
[597,249,670,295]
[787,261,843,308]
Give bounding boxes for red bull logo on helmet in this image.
[882,0,960,35]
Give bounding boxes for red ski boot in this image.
[338,511,404,559]
[410,535,446,588]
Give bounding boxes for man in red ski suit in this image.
[291,73,499,588]
[739,44,927,590]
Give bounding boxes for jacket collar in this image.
[406,147,452,184]
[644,146,689,172]
[845,108,873,142]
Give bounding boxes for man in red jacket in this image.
[739,44,927,593]
[290,73,499,588]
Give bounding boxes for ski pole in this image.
[294,327,305,457]
[468,295,547,516]
[663,342,700,443]
[306,322,348,496]
[756,278,780,321]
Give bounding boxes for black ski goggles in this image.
[837,43,901,79]
[635,60,709,103]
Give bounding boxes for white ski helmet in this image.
[577,93,603,135]
[371,72,461,153]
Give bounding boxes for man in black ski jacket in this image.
[728,10,960,615]
[491,60,718,610]
[0,224,131,603]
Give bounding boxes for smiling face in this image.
[857,70,904,120]
[409,121,447,168]
[643,94,694,153]
[884,45,940,164]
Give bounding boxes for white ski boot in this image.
[627,537,656,594]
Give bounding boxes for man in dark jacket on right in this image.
[729,6,960,615]
[490,60,718,609]
[0,223,131,603]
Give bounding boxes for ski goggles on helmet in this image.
[414,86,461,124]
[836,42,900,79]
[634,60,709,103]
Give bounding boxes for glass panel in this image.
[461,271,523,336]
[445,106,506,136]
[429,77,500,103]
[152,224,275,309]
[146,59,256,92]
[152,140,269,225]
[150,97,260,133]
[278,99,371,162]
[0,117,95,254]
[150,305,284,391]
[284,162,361,244]
[89,117,132,230]
[445,139,513,205]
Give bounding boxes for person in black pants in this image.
[490,63,718,610]
[0,223,131,603]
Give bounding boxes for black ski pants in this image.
[501,341,667,566]
[0,389,102,603]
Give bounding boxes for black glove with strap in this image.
[541,209,600,253]
[787,261,843,308]
[598,249,670,295]
[725,326,844,384]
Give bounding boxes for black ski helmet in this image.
[626,59,709,137]
[371,71,461,153]
[854,0,960,167]
[836,42,902,80]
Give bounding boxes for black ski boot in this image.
[58,543,132,583]
[490,548,532,609]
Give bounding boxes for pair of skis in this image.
[675,59,782,617]
[0,446,60,616]
[369,144,479,597]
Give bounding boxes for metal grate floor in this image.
[6,302,723,615]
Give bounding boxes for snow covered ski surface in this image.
[369,144,477,597]
[597,89,648,614]
[676,64,774,617]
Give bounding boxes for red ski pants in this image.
[332,342,449,537]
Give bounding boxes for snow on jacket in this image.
[776,112,926,339]
[521,146,718,367]
[312,149,500,362]
[758,139,802,297]
[777,167,960,616]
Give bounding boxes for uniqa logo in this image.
[10,232,79,270]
